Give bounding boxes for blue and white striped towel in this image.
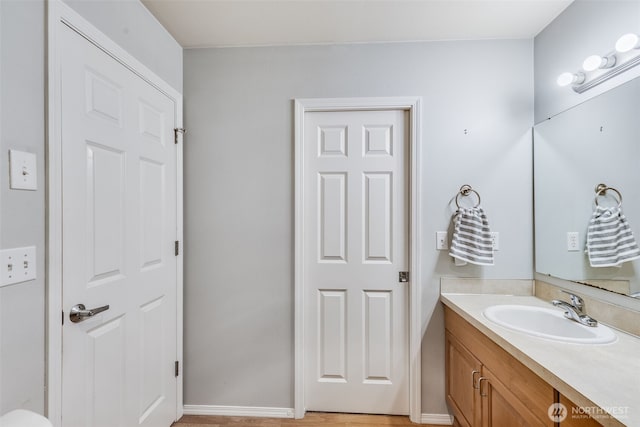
[586,205,640,267]
[449,207,494,266]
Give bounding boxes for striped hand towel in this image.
[449,207,494,266]
[586,206,640,267]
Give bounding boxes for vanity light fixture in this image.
[557,33,640,93]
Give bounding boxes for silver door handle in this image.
[70,303,110,323]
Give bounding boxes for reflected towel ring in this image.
[594,183,622,208]
[456,185,481,209]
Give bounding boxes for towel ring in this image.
[455,185,481,208]
[594,183,622,208]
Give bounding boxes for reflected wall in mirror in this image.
[534,76,640,298]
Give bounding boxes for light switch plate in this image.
[9,150,37,190]
[0,246,36,287]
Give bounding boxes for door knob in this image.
[69,303,110,323]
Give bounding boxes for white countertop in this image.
[441,293,640,427]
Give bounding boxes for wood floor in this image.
[172,413,429,427]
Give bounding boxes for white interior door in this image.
[304,109,409,414]
[59,23,178,427]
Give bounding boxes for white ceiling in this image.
[142,0,573,49]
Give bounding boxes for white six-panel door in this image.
[59,22,178,427]
[304,110,409,414]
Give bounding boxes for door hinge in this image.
[175,240,179,256]
[174,128,186,145]
[399,271,409,283]
[175,361,180,377]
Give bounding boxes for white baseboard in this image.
[420,413,454,425]
[183,406,450,424]
[183,405,295,418]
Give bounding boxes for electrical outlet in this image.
[567,232,580,251]
[490,232,499,251]
[0,246,36,287]
[436,231,448,250]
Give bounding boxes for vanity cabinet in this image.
[445,306,555,427]
[559,395,604,427]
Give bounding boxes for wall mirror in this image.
[534,76,640,300]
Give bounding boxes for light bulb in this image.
[615,33,640,53]
[582,54,616,71]
[557,72,585,87]
[583,55,603,71]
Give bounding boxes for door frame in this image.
[46,2,184,426]
[294,97,422,422]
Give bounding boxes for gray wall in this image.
[0,0,47,414]
[534,0,640,123]
[0,0,182,416]
[183,40,534,414]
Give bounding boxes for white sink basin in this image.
[483,304,617,344]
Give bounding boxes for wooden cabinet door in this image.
[559,395,604,427]
[446,332,482,427]
[480,366,549,427]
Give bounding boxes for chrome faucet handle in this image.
[552,300,580,320]
[552,298,598,327]
[560,290,584,313]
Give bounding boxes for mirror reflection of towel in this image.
[586,206,640,267]
[449,207,494,266]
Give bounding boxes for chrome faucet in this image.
[552,292,598,327]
